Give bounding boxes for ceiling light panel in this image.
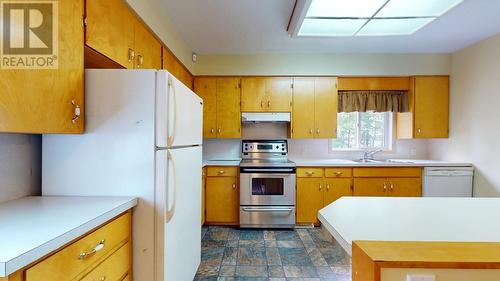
[376,0,464,17]
[306,0,388,18]
[357,18,436,36]
[299,18,368,36]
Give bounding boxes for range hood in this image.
[241,112,291,123]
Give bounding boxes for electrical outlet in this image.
[406,274,436,281]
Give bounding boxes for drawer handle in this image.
[78,240,105,260]
[306,171,314,176]
[334,171,343,176]
[217,170,225,174]
[99,277,106,281]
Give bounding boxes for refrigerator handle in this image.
[166,150,177,222]
[167,75,177,147]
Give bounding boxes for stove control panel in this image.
[242,140,288,154]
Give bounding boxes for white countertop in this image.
[318,197,500,256]
[0,196,137,277]
[203,159,241,167]
[291,158,473,167]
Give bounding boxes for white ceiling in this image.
[155,0,500,54]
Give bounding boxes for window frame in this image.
[330,111,394,152]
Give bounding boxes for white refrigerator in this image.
[42,69,203,281]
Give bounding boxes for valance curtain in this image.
[338,90,409,113]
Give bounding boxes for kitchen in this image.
[1,0,500,281]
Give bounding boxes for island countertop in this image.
[318,197,500,256]
[0,196,137,277]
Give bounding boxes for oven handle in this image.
[241,207,294,213]
[240,168,296,173]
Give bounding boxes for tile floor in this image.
[195,226,352,281]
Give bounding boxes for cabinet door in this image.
[0,0,84,133]
[324,178,352,206]
[241,77,266,112]
[388,178,422,197]
[162,46,193,89]
[314,77,338,138]
[205,177,239,224]
[85,0,135,68]
[292,78,315,138]
[216,78,241,138]
[134,21,162,69]
[266,77,292,112]
[296,178,324,224]
[194,78,217,138]
[414,76,449,138]
[353,178,389,197]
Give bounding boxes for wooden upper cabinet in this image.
[162,46,193,89]
[194,78,217,138]
[216,78,241,138]
[292,78,316,138]
[134,20,162,69]
[266,77,293,112]
[338,77,410,91]
[241,77,267,112]
[397,76,449,139]
[292,77,338,139]
[0,0,84,133]
[85,0,135,68]
[314,77,338,138]
[414,76,449,138]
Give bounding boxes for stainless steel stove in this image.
[239,140,296,228]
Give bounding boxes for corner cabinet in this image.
[194,77,241,139]
[397,76,449,139]
[292,77,338,138]
[241,77,292,112]
[0,0,84,133]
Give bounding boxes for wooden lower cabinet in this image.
[205,167,239,225]
[296,168,353,225]
[324,178,353,206]
[353,178,389,196]
[296,178,324,224]
[6,212,131,281]
[389,178,422,197]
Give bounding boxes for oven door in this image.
[240,167,296,206]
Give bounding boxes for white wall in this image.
[193,53,451,76]
[0,134,41,203]
[429,33,500,197]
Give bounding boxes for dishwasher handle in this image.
[425,169,473,176]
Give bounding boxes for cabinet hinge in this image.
[82,17,87,28]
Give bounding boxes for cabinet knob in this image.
[319,183,322,191]
[309,129,313,134]
[316,128,320,134]
[383,183,388,192]
[417,128,422,133]
[99,277,106,281]
[211,128,215,134]
[268,101,271,107]
[260,100,264,108]
[389,183,394,191]
[232,183,236,190]
[137,54,144,68]
[218,128,221,134]
[71,100,81,124]
[326,184,330,191]
[128,48,135,62]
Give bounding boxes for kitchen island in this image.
[318,197,500,255]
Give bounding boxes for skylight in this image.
[293,0,464,37]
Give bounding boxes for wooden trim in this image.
[338,77,410,91]
[354,241,500,276]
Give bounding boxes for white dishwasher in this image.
[423,167,474,197]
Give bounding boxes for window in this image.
[331,111,393,151]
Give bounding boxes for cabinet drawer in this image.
[324,168,352,178]
[207,166,239,177]
[353,167,422,178]
[297,168,324,178]
[80,242,130,281]
[26,212,131,281]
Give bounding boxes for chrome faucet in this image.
[361,149,382,162]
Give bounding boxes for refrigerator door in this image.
[155,146,202,281]
[156,71,203,148]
